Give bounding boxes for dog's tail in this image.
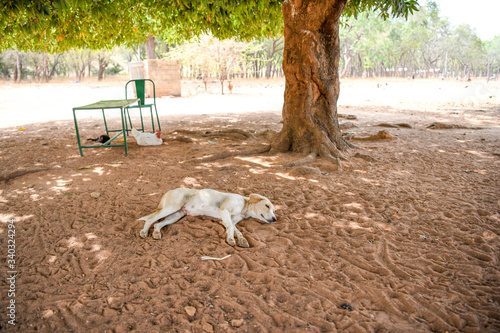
[137,208,162,222]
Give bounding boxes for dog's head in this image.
[248,194,277,223]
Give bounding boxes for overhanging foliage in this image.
[1,0,418,52]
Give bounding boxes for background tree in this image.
[210,38,245,94]
[339,23,364,78]
[97,49,113,81]
[448,25,484,77]
[2,2,497,83]
[169,35,245,94]
[0,52,11,79]
[241,42,268,78]
[65,49,88,82]
[263,38,285,78]
[485,37,500,81]
[14,50,24,83]
[413,2,450,77]
[168,36,215,92]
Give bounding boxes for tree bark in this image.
[271,0,349,159]
[265,38,284,78]
[97,55,109,81]
[145,35,156,60]
[341,32,363,78]
[15,51,22,83]
[42,54,49,82]
[78,66,85,82]
[48,54,62,80]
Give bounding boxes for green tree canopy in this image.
[1,0,417,53]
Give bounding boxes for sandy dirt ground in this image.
[0,78,499,332]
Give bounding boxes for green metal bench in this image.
[72,99,140,156]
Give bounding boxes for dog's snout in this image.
[267,216,277,223]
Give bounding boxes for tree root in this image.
[185,144,271,163]
[163,136,195,143]
[283,152,343,171]
[427,122,482,130]
[345,140,361,149]
[354,152,376,162]
[352,130,396,140]
[338,114,358,120]
[377,123,412,128]
[207,129,256,139]
[0,167,51,182]
[183,125,355,172]
[340,121,357,130]
[283,153,317,167]
[171,128,256,140]
[322,155,343,171]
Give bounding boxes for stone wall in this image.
[143,59,181,97]
[129,59,181,97]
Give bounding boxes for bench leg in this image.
[154,104,161,132]
[73,108,84,156]
[120,107,128,155]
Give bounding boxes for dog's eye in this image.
[265,204,270,209]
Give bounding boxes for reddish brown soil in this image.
[0,78,499,332]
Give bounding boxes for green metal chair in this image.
[124,79,161,134]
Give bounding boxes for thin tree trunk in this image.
[97,55,109,81]
[15,51,22,83]
[145,35,156,60]
[265,62,272,78]
[77,62,85,82]
[32,53,41,82]
[486,60,490,83]
[220,67,226,95]
[49,54,62,80]
[42,54,49,82]
[271,0,350,159]
[340,33,362,79]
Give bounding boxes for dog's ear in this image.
[248,193,266,204]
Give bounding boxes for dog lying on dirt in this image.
[138,188,276,247]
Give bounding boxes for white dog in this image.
[138,188,277,247]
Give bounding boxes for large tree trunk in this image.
[271,0,350,159]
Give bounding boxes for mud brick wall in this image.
[144,59,181,97]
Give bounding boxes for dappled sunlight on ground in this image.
[0,79,499,332]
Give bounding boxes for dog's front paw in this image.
[227,237,236,247]
[238,238,249,248]
[152,230,162,240]
[139,230,148,238]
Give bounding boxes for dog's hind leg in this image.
[152,211,186,240]
[139,189,191,238]
[139,206,182,238]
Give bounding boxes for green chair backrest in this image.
[126,79,155,106]
[135,80,146,105]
